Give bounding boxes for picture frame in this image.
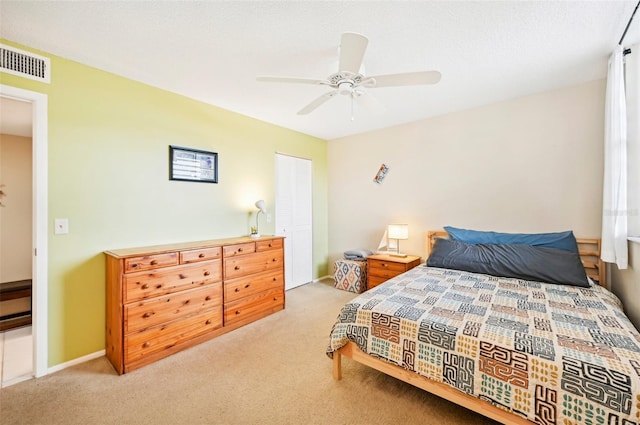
[169,145,218,183]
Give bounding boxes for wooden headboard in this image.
[425,231,607,288]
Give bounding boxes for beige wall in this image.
[0,134,32,283]
[611,243,640,329]
[329,79,605,258]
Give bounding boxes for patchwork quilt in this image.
[327,266,640,424]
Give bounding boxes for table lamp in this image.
[387,224,408,257]
[252,199,267,238]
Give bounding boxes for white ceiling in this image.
[1,1,639,140]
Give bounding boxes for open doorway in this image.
[0,96,34,385]
[0,85,48,383]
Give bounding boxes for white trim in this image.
[629,236,640,244]
[1,373,33,388]
[0,84,48,378]
[47,350,106,375]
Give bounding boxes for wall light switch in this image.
[54,218,69,235]
[266,213,272,223]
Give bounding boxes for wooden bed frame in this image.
[332,231,607,425]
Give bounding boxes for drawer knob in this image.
[204,271,210,276]
[156,284,162,289]
[244,284,250,289]
[272,258,277,262]
[150,260,158,265]
[235,310,240,315]
[141,284,149,289]
[142,342,150,348]
[205,320,212,325]
[268,243,272,247]
[198,253,205,258]
[205,296,212,301]
[234,266,240,270]
[131,263,139,269]
[273,297,277,301]
[238,248,243,252]
[273,277,277,281]
[179,274,186,279]
[142,312,154,318]
[234,288,240,292]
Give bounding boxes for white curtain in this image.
[626,44,639,238]
[601,46,628,269]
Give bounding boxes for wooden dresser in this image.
[366,254,421,289]
[105,236,284,374]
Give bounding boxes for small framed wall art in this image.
[169,145,218,183]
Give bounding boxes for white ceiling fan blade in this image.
[368,71,441,88]
[256,76,326,85]
[297,91,338,115]
[338,32,368,74]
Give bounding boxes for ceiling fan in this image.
[256,32,441,116]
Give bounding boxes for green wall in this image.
[0,40,329,367]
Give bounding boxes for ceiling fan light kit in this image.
[257,32,441,117]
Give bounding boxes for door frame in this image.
[0,84,48,377]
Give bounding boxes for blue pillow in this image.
[426,238,589,287]
[443,226,579,253]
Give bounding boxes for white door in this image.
[275,153,312,290]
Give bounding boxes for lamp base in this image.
[250,233,260,239]
[389,252,408,258]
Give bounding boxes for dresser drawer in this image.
[124,260,222,302]
[224,287,284,326]
[125,308,222,365]
[256,238,282,252]
[125,284,222,333]
[224,251,283,279]
[124,252,178,273]
[224,270,284,303]
[223,242,256,257]
[180,247,222,264]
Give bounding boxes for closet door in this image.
[275,154,312,290]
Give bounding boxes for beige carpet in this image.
[0,280,499,425]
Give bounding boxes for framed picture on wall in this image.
[169,145,218,183]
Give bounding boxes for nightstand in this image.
[366,254,422,289]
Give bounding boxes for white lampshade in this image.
[388,224,409,240]
[255,199,267,213]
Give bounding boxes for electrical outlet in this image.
[54,218,69,235]
[266,213,272,223]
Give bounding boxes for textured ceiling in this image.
[1,1,639,140]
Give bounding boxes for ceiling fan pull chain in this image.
[351,93,355,121]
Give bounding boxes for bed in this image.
[328,230,640,425]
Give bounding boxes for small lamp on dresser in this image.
[387,224,409,257]
[252,199,267,238]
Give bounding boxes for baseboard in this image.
[1,373,33,388]
[314,275,332,282]
[47,349,106,375]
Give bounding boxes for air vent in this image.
[0,44,50,83]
